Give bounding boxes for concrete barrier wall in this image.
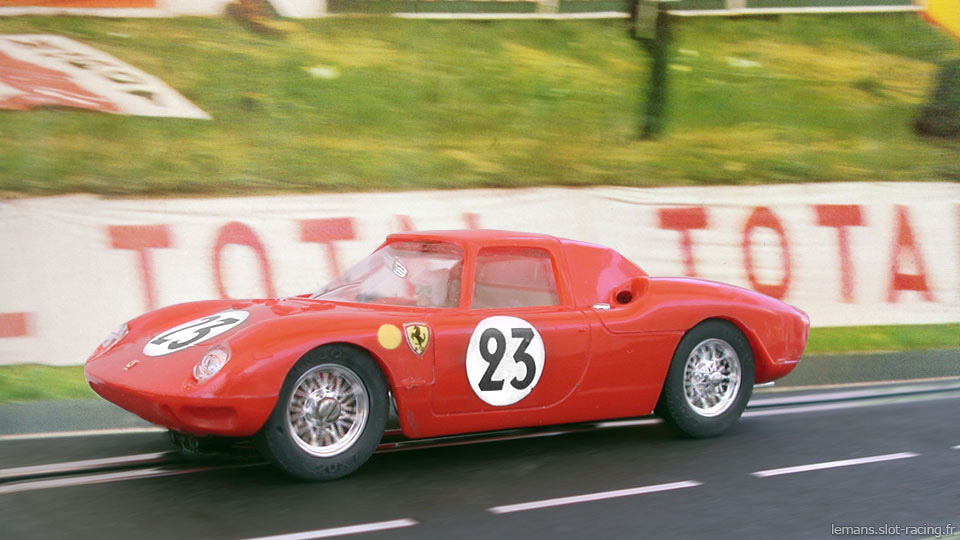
[1,182,957,365]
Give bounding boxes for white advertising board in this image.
[0,183,957,365]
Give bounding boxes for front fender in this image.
[214,312,430,425]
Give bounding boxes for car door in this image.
[428,245,590,415]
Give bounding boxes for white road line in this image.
[0,467,174,495]
[744,401,876,417]
[594,418,661,429]
[952,445,960,450]
[0,451,170,480]
[743,391,960,418]
[754,376,960,394]
[0,427,164,442]
[750,381,960,407]
[0,463,259,495]
[488,480,701,514]
[751,452,919,478]
[234,519,419,540]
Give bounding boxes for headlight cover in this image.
[193,343,231,383]
[93,323,128,358]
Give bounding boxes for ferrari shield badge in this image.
[404,323,430,355]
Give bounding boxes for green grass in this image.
[0,14,957,197]
[0,364,95,402]
[0,323,956,403]
[805,323,960,355]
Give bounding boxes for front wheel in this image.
[656,320,754,438]
[256,345,388,480]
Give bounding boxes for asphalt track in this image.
[1,379,959,540]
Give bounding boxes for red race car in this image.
[85,230,809,480]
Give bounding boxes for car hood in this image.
[124,297,337,353]
[84,296,421,397]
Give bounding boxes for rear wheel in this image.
[656,320,754,438]
[256,345,388,480]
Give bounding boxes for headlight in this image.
[93,323,128,358]
[193,343,231,383]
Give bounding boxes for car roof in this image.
[386,229,562,249]
[384,230,646,306]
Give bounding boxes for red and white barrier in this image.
[0,35,210,119]
[1,182,957,365]
[0,0,314,17]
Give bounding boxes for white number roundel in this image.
[143,310,249,357]
[466,316,545,406]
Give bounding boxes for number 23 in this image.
[477,327,536,392]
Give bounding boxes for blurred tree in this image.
[915,59,960,139]
[226,0,282,36]
[632,0,673,140]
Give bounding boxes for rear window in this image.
[471,247,559,309]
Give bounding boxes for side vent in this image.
[610,276,648,306]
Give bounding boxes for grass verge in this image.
[804,323,960,355]
[0,14,958,197]
[0,365,94,403]
[0,323,956,403]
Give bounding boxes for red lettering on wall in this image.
[0,312,31,338]
[299,218,356,278]
[108,224,171,310]
[742,207,792,300]
[658,207,708,277]
[463,212,481,230]
[213,222,276,299]
[395,215,416,232]
[814,205,864,302]
[888,206,934,302]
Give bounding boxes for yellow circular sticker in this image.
[377,324,402,350]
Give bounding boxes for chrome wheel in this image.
[286,364,369,457]
[682,338,742,418]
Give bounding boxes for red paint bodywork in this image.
[85,230,809,439]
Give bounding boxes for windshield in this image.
[312,241,464,308]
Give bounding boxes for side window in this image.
[471,247,559,309]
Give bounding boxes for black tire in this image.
[255,345,388,481]
[655,320,754,438]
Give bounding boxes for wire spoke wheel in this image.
[656,320,754,438]
[286,364,369,458]
[257,345,388,481]
[682,338,742,418]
